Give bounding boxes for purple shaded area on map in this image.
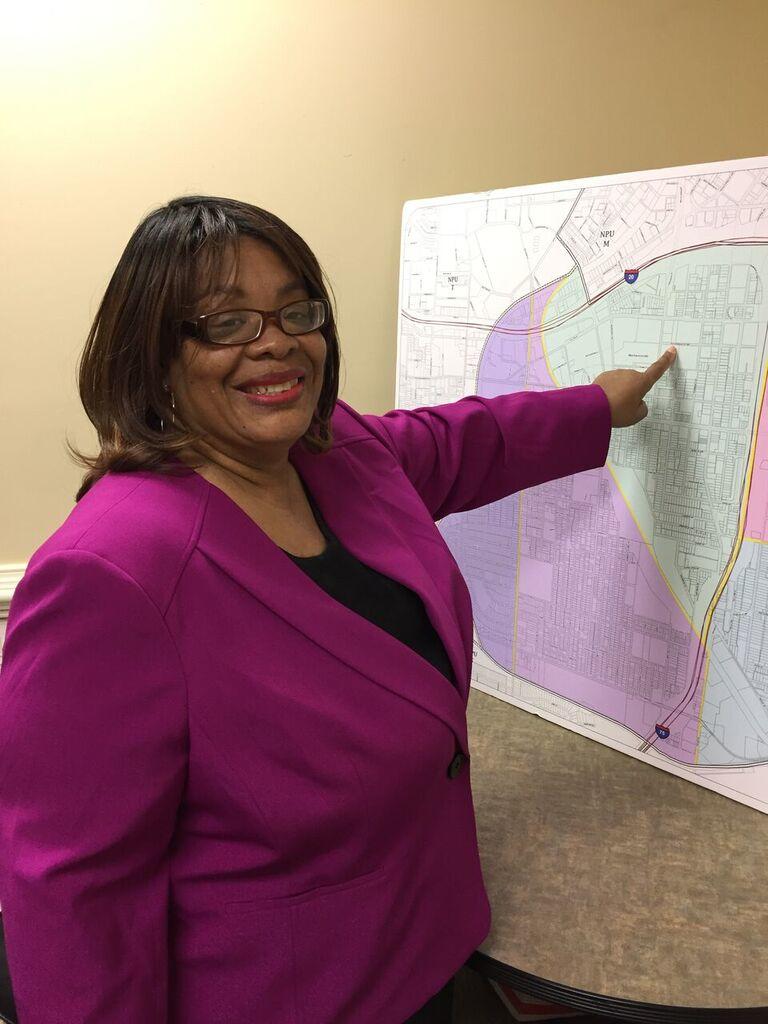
[439,281,703,763]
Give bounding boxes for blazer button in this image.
[447,752,466,779]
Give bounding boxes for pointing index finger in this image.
[641,345,677,395]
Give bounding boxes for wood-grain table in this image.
[464,687,768,1023]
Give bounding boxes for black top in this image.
[281,477,458,690]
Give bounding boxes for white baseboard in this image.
[0,565,27,621]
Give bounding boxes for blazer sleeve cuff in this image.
[554,381,613,477]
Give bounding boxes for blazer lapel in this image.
[193,442,470,756]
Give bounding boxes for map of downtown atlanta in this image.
[396,156,768,815]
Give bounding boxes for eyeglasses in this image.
[175,298,328,346]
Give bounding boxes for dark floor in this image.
[453,964,514,1022]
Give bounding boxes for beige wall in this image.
[2,0,767,569]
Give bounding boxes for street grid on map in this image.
[397,157,768,814]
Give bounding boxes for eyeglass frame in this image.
[173,297,329,346]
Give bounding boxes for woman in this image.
[0,196,675,1023]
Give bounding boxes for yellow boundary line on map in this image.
[512,278,566,675]
[515,269,768,762]
[693,357,768,759]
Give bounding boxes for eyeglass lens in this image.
[206,300,325,344]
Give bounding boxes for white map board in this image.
[396,156,768,814]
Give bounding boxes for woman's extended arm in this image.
[358,382,612,521]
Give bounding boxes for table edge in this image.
[466,952,768,1023]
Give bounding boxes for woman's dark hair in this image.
[66,196,342,502]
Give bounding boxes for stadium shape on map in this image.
[397,156,768,814]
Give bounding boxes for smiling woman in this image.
[159,235,332,505]
[64,196,342,503]
[0,186,619,1024]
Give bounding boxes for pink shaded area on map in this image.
[744,381,768,540]
[447,281,704,762]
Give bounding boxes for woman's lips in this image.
[236,378,305,405]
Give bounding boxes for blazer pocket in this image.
[172,899,298,1024]
[221,864,391,1024]
[287,863,393,1024]
[223,863,388,910]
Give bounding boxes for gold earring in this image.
[160,384,172,431]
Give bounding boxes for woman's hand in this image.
[592,345,677,428]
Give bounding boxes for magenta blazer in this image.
[0,384,611,1023]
